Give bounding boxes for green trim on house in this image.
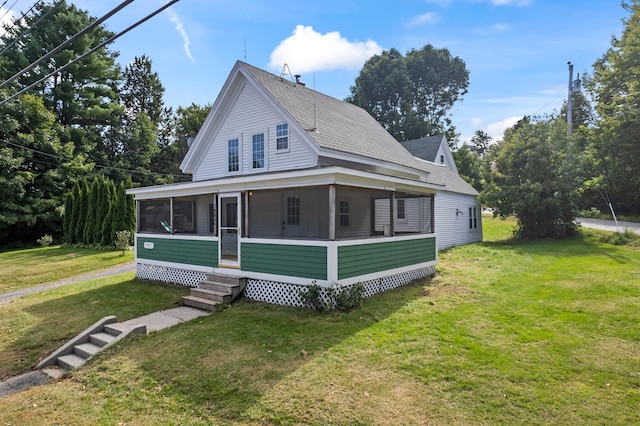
[338,237,436,280]
[137,237,218,268]
[241,243,328,280]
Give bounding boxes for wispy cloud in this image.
[166,9,195,64]
[269,25,383,74]
[472,22,513,36]
[406,12,441,28]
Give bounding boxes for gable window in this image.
[339,201,350,227]
[469,207,478,229]
[440,155,445,164]
[397,199,406,221]
[228,139,239,172]
[252,133,265,169]
[287,196,300,225]
[276,123,289,150]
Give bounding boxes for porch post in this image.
[430,194,435,233]
[169,197,174,235]
[389,191,395,236]
[135,199,140,233]
[329,184,336,241]
[244,191,250,237]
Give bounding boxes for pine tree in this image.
[111,181,129,239]
[68,181,81,244]
[94,176,108,244]
[125,176,136,240]
[100,179,116,246]
[63,191,74,244]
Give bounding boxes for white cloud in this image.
[166,9,195,64]
[268,25,383,74]
[406,12,441,28]
[486,116,522,140]
[0,8,15,36]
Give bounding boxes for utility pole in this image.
[567,61,574,135]
[567,61,581,135]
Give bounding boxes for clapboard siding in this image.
[194,81,316,181]
[434,191,482,250]
[338,237,436,279]
[137,237,218,267]
[241,242,327,280]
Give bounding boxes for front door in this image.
[219,193,241,266]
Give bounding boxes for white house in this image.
[127,61,482,308]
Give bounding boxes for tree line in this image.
[0,1,209,247]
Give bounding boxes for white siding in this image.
[195,195,214,235]
[434,191,482,250]
[193,82,317,181]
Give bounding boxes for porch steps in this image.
[36,316,147,373]
[182,274,246,311]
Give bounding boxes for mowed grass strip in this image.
[0,273,189,379]
[0,217,639,425]
[0,245,134,293]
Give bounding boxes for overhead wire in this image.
[0,0,54,56]
[0,0,181,106]
[0,0,135,91]
[0,0,21,23]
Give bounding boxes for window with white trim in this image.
[276,123,289,150]
[469,206,478,229]
[252,133,265,169]
[397,199,406,221]
[287,197,300,225]
[228,139,239,173]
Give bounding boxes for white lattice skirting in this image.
[136,263,435,307]
[136,263,206,288]
[244,266,436,306]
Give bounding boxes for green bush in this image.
[115,230,132,255]
[36,234,53,247]
[298,282,365,312]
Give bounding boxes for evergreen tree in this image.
[83,177,100,244]
[125,176,136,240]
[101,179,117,246]
[63,191,74,244]
[74,180,89,244]
[111,182,129,241]
[68,181,82,244]
[94,177,109,244]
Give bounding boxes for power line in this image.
[2,140,188,179]
[0,0,181,106]
[0,0,134,91]
[0,0,58,56]
[0,0,22,23]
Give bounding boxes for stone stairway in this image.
[36,316,146,372]
[182,274,246,311]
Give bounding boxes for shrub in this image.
[36,234,53,247]
[115,230,132,255]
[298,282,365,312]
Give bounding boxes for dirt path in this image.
[0,262,136,306]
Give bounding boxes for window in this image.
[397,199,406,220]
[440,155,445,164]
[287,197,300,225]
[276,123,289,150]
[339,201,350,227]
[469,207,478,229]
[228,139,239,172]
[252,133,265,169]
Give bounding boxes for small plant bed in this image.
[0,245,134,293]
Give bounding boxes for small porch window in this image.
[287,196,300,225]
[397,199,406,221]
[339,200,350,227]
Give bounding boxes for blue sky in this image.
[1,0,627,144]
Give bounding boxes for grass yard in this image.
[0,245,134,293]
[0,217,639,424]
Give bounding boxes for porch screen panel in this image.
[139,200,171,233]
[374,196,432,234]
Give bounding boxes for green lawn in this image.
[0,245,134,293]
[0,217,639,425]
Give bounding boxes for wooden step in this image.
[198,280,237,294]
[182,295,221,312]
[74,343,102,359]
[204,274,246,286]
[90,332,116,347]
[191,287,233,304]
[58,354,86,370]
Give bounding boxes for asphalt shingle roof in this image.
[399,135,446,162]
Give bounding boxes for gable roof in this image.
[400,135,447,162]
[182,61,478,196]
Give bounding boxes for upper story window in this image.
[440,155,445,164]
[228,139,239,173]
[252,133,265,169]
[469,206,478,229]
[276,123,289,150]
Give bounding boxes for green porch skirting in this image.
[241,242,328,280]
[136,237,218,268]
[338,237,436,280]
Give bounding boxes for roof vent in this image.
[294,74,305,86]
